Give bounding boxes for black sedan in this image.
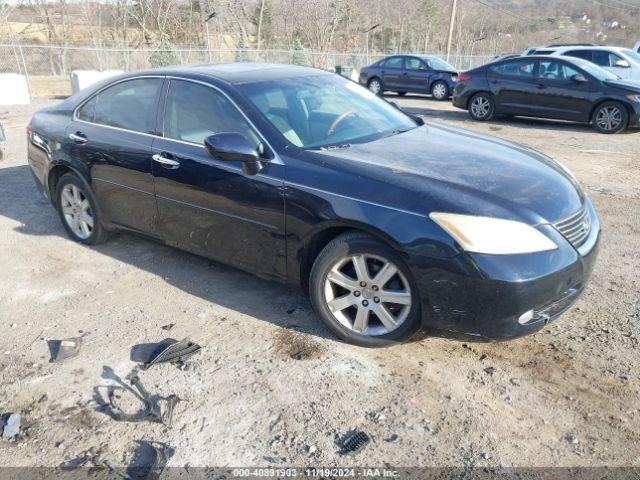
[28,64,599,347]
[359,55,458,100]
[453,55,640,133]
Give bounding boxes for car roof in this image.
[547,45,627,52]
[129,63,331,85]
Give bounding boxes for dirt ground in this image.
[0,96,639,472]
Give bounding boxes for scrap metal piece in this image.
[103,441,171,480]
[142,338,200,370]
[339,430,370,456]
[50,337,83,362]
[108,373,180,427]
[1,413,21,439]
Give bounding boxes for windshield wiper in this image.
[318,143,351,151]
[380,128,413,139]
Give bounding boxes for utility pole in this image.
[204,11,217,63]
[446,0,457,62]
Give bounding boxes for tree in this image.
[291,38,308,65]
[235,35,250,62]
[252,0,274,50]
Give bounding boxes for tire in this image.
[431,80,449,101]
[468,92,495,121]
[397,91,407,97]
[309,231,422,347]
[592,101,628,134]
[55,172,109,245]
[367,77,383,95]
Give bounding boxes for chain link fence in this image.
[0,43,493,98]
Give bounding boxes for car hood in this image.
[603,78,640,93]
[313,123,584,224]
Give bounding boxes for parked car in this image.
[523,45,640,80]
[522,43,597,55]
[359,55,458,100]
[28,64,599,347]
[0,122,5,161]
[453,55,640,133]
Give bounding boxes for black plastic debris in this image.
[338,430,370,456]
[290,351,307,360]
[1,413,21,439]
[483,366,496,375]
[48,337,83,362]
[108,373,180,427]
[384,433,400,443]
[104,441,172,480]
[160,323,175,331]
[142,338,201,370]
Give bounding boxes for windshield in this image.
[239,74,418,149]
[426,57,455,70]
[621,48,640,64]
[569,58,619,81]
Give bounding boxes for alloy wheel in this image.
[432,82,447,99]
[595,106,622,132]
[368,79,381,94]
[323,254,412,336]
[471,95,491,118]
[60,184,94,239]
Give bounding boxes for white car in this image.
[524,45,640,80]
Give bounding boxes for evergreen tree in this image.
[291,38,308,66]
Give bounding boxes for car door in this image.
[533,59,594,121]
[67,77,163,234]
[404,57,430,93]
[151,78,286,278]
[486,58,537,115]
[380,57,404,90]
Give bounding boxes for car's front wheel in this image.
[55,173,108,245]
[367,77,383,95]
[431,80,449,101]
[309,232,421,347]
[468,92,495,121]
[592,101,628,134]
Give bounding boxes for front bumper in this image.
[411,200,600,340]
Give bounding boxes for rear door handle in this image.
[69,132,88,144]
[152,154,180,169]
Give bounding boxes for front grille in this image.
[553,206,590,248]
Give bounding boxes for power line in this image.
[470,0,530,22]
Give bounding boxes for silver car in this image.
[524,45,640,80]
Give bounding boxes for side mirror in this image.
[571,73,588,83]
[204,132,264,175]
[412,115,425,126]
[615,59,630,68]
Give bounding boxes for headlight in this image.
[429,212,557,255]
[626,94,640,103]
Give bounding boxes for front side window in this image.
[491,59,535,77]
[163,80,262,151]
[405,58,425,70]
[89,78,162,133]
[537,60,581,80]
[591,50,622,67]
[239,74,417,150]
[384,57,403,69]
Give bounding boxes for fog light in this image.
[518,310,534,325]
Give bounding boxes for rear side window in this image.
[163,80,263,151]
[83,78,162,134]
[565,50,592,61]
[490,59,535,77]
[383,57,403,68]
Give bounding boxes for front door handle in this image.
[152,154,180,169]
[69,132,88,144]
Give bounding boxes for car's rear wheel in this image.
[55,173,108,245]
[592,101,628,134]
[368,77,383,95]
[431,81,449,101]
[309,232,421,347]
[468,92,495,121]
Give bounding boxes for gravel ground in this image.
[0,96,639,471]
